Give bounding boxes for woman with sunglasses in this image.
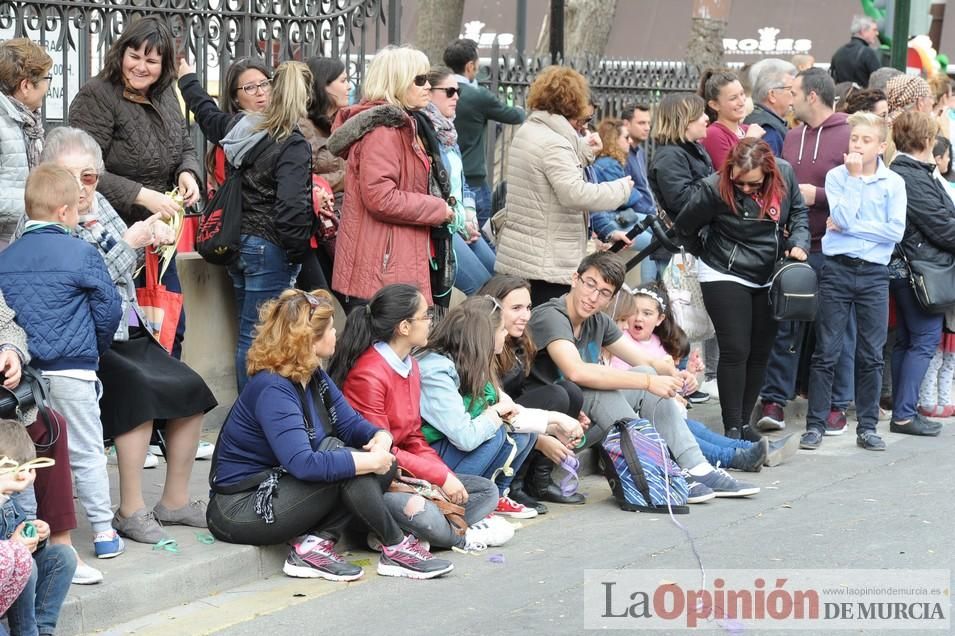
[36,127,216,570]
[177,58,316,391]
[675,138,809,439]
[418,65,497,295]
[330,285,509,552]
[209,288,453,581]
[327,46,455,313]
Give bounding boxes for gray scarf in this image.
[423,102,458,148]
[9,96,43,168]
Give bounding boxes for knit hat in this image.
[886,74,931,122]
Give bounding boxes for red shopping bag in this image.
[135,250,183,353]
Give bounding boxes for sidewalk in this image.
[59,396,901,634]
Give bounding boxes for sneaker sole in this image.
[282,561,363,581]
[686,492,716,504]
[856,440,887,451]
[71,574,104,585]
[823,427,847,437]
[95,548,124,559]
[687,396,710,404]
[765,435,801,467]
[376,561,453,580]
[713,487,760,497]
[756,417,785,431]
[492,509,538,519]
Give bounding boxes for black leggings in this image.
[700,281,778,433]
[516,380,584,418]
[207,463,404,547]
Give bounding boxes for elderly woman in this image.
[493,65,632,306]
[39,127,217,547]
[327,45,455,312]
[0,38,52,247]
[69,17,201,359]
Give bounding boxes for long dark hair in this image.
[327,284,422,387]
[717,138,786,219]
[306,56,346,135]
[419,296,501,400]
[479,275,537,378]
[100,17,176,96]
[631,282,684,362]
[206,57,272,181]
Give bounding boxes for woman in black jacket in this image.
[177,59,314,391]
[676,138,810,438]
[886,111,955,436]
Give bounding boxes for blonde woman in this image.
[178,59,316,390]
[327,45,455,312]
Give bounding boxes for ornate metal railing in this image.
[0,0,394,124]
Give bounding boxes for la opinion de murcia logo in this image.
[724,27,812,55]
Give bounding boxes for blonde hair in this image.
[609,289,636,322]
[25,164,79,220]
[246,288,336,384]
[256,61,312,142]
[362,45,430,109]
[652,93,706,144]
[847,111,888,142]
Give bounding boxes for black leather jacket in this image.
[675,159,810,285]
[648,141,714,221]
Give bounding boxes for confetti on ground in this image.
[488,554,505,564]
[349,558,371,567]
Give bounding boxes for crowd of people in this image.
[0,10,952,629]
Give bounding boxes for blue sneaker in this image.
[688,467,760,497]
[94,529,125,559]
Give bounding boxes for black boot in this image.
[526,452,585,505]
[725,425,763,443]
[508,463,548,514]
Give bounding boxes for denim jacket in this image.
[0,497,27,541]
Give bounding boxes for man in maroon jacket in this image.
[756,68,856,436]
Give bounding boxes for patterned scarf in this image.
[8,96,43,168]
[422,102,458,148]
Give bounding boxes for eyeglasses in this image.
[412,74,429,87]
[772,85,793,92]
[238,79,271,95]
[577,275,615,300]
[74,170,99,186]
[484,295,502,314]
[41,75,52,82]
[409,308,434,322]
[430,86,459,98]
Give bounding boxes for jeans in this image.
[890,279,943,420]
[6,545,76,636]
[431,428,536,495]
[228,235,300,392]
[207,464,405,548]
[686,418,749,467]
[761,251,856,408]
[579,366,707,469]
[468,181,493,230]
[452,233,496,295]
[807,256,889,435]
[700,281,779,433]
[382,474,497,549]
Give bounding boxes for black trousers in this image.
[700,280,778,433]
[207,463,404,547]
[516,380,584,418]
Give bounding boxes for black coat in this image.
[648,141,714,221]
[829,37,881,87]
[675,159,810,285]
[889,154,955,269]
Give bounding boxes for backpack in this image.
[769,259,818,322]
[598,418,689,514]
[195,135,274,265]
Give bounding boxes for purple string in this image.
[559,455,580,496]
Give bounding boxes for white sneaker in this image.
[69,547,104,585]
[466,515,514,547]
[699,379,720,400]
[106,447,159,469]
[367,533,429,553]
[148,440,215,460]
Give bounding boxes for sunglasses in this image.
[75,170,99,186]
[732,178,764,190]
[484,295,503,314]
[413,74,429,87]
[430,86,459,98]
[302,291,331,319]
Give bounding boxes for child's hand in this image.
[0,467,35,496]
[12,523,38,553]
[578,411,591,431]
[33,519,49,542]
[688,350,705,374]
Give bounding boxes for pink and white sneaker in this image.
[493,495,538,519]
[377,535,454,579]
[282,535,363,582]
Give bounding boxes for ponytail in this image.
[326,284,421,387]
[256,60,313,142]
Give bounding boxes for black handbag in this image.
[769,259,818,322]
[900,251,955,314]
[0,366,60,452]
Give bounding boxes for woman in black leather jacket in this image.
[676,138,810,437]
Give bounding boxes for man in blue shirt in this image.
[801,112,906,452]
[621,104,656,218]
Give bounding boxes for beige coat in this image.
[495,110,631,284]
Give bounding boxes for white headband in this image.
[632,287,667,312]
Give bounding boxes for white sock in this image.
[687,462,713,476]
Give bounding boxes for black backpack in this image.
[769,259,818,321]
[196,135,274,265]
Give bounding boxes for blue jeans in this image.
[686,418,750,467]
[468,181,493,231]
[807,256,889,435]
[6,545,76,636]
[431,427,536,496]
[761,251,855,409]
[890,279,943,420]
[452,232,496,295]
[228,235,300,391]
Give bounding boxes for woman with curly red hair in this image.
[207,288,453,581]
[494,66,633,306]
[675,138,810,439]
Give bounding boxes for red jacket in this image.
[342,347,452,487]
[327,101,448,302]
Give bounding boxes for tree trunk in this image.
[413,0,466,66]
[536,0,618,61]
[686,0,732,70]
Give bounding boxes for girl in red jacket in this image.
[330,284,514,551]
